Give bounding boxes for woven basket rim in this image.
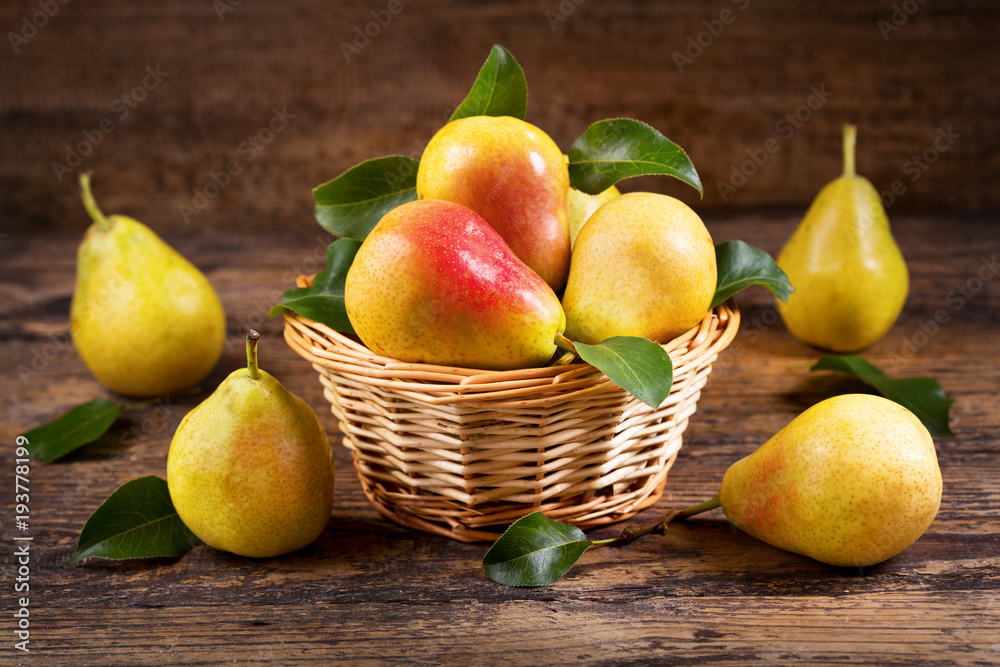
[284,274,740,402]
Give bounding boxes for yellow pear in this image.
[562,192,716,345]
[167,331,336,558]
[567,183,620,248]
[777,125,909,352]
[719,394,941,567]
[71,173,226,397]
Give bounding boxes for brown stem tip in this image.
[246,330,261,380]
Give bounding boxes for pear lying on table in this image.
[71,172,226,397]
[167,331,336,559]
[345,199,566,371]
[717,393,942,567]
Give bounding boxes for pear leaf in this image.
[450,44,528,121]
[22,398,122,463]
[71,476,199,563]
[568,118,702,196]
[573,336,674,409]
[712,240,795,307]
[811,355,954,437]
[312,155,419,240]
[270,238,361,334]
[483,511,593,587]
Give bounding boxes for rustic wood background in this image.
[1,0,997,234]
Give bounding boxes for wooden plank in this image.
[23,591,1000,665]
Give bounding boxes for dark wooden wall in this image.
[1,0,997,233]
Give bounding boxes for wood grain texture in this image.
[0,0,998,234]
[1,215,998,665]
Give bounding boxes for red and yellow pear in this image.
[416,116,571,291]
[345,199,565,371]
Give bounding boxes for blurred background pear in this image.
[71,173,226,397]
[776,125,908,352]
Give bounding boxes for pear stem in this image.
[79,171,111,232]
[842,124,857,179]
[677,494,722,518]
[553,332,577,355]
[246,330,261,380]
[550,351,576,366]
[589,494,722,550]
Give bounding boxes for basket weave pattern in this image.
[284,281,739,542]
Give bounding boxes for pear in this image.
[71,173,226,397]
[167,331,335,559]
[417,116,571,290]
[717,394,941,567]
[567,183,620,248]
[345,199,566,371]
[777,125,909,352]
[562,192,716,345]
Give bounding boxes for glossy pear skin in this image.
[567,183,620,247]
[345,199,566,371]
[777,125,908,352]
[71,214,226,397]
[562,192,716,345]
[416,116,571,290]
[167,344,335,559]
[719,394,942,568]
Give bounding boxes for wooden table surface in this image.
[2,214,998,665]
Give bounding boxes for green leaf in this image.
[574,336,674,409]
[270,238,362,333]
[568,118,703,196]
[312,155,419,239]
[712,240,795,307]
[483,512,593,586]
[810,355,954,437]
[22,398,122,463]
[71,476,199,563]
[450,44,528,121]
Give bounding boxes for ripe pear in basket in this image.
[345,199,565,371]
[283,193,742,542]
[563,191,718,345]
[417,115,571,292]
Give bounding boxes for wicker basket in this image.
[283,276,739,542]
